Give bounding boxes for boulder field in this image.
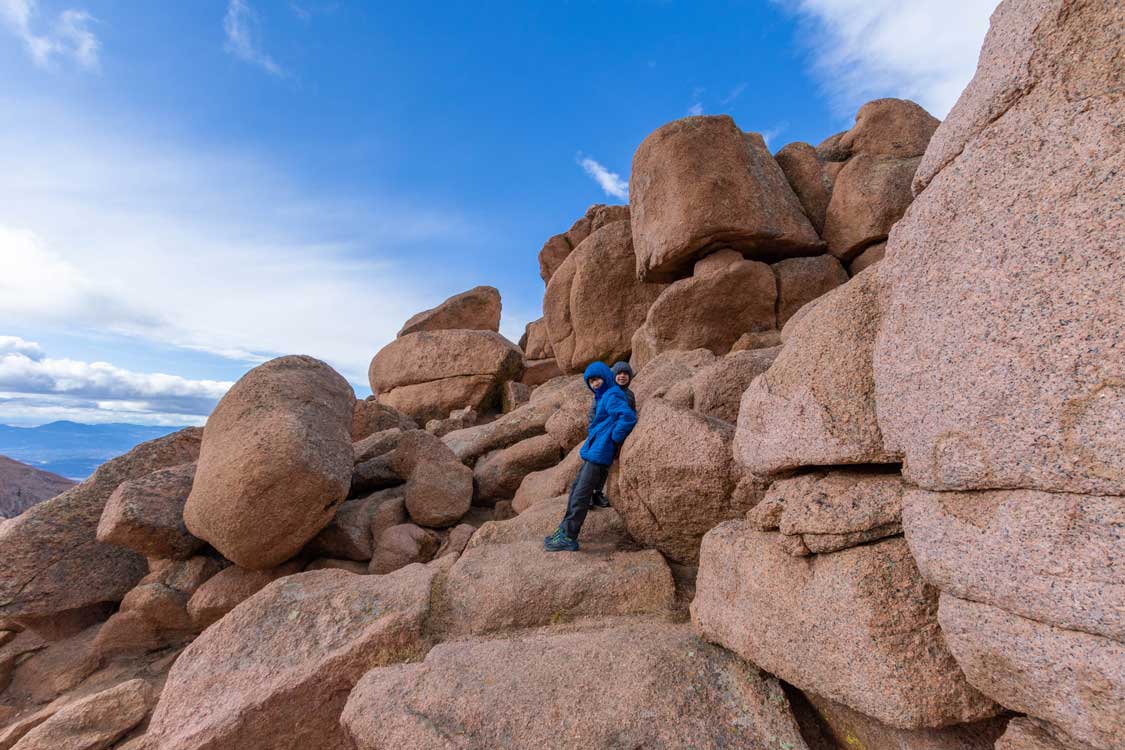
[0,2,1119,747]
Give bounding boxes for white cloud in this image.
[687,101,704,116]
[777,0,998,117]
[759,122,788,147]
[0,103,471,386]
[720,82,748,105]
[0,341,233,423]
[578,156,629,201]
[224,0,284,76]
[0,0,100,70]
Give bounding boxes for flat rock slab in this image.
[692,522,998,729]
[146,566,435,750]
[939,593,1124,750]
[11,678,153,750]
[96,462,201,560]
[468,495,632,551]
[397,285,501,337]
[341,622,810,750]
[904,488,1124,641]
[996,717,1098,750]
[437,542,673,637]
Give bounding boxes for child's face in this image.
[615,372,630,387]
[588,376,604,390]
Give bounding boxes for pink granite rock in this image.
[873,0,1124,495]
[996,717,1098,750]
[903,488,1123,641]
[629,116,821,281]
[692,523,999,728]
[939,594,1124,750]
[96,462,201,560]
[397,285,501,337]
[736,270,895,475]
[772,254,850,327]
[341,623,809,750]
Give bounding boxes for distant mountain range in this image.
[0,455,76,517]
[0,421,190,481]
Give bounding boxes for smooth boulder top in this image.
[184,355,355,569]
[369,329,523,392]
[341,622,811,750]
[397,285,502,337]
[629,115,821,281]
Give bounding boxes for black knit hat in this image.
[610,361,634,380]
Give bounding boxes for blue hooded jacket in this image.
[579,361,638,466]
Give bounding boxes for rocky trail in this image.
[0,1,1119,748]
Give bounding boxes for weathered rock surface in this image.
[775,141,833,233]
[797,689,1009,750]
[693,523,999,728]
[874,0,1124,495]
[849,240,886,275]
[736,269,894,475]
[543,220,667,373]
[437,542,672,637]
[629,116,821,281]
[0,456,73,519]
[512,445,581,513]
[538,204,630,284]
[939,593,1123,750]
[186,561,303,630]
[388,430,472,527]
[687,348,780,423]
[629,348,716,405]
[342,623,809,750]
[351,399,415,442]
[520,317,553,359]
[423,405,477,437]
[0,428,202,619]
[501,379,531,412]
[996,717,1097,750]
[369,524,439,574]
[838,98,940,159]
[472,433,561,503]
[630,257,776,370]
[615,399,749,564]
[306,494,380,561]
[96,463,201,560]
[184,356,354,570]
[519,357,564,388]
[773,255,849,327]
[11,678,154,750]
[904,488,1123,641]
[397,285,501,337]
[370,330,523,422]
[146,567,435,750]
[823,153,920,261]
[756,470,907,555]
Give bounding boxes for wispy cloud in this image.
[224,0,284,76]
[0,0,100,70]
[775,0,997,117]
[0,102,472,386]
[577,155,628,201]
[687,102,704,116]
[0,337,233,425]
[759,122,788,147]
[720,82,748,106]
[687,86,705,116]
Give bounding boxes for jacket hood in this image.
[583,361,615,396]
[610,361,634,381]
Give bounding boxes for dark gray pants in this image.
[561,460,610,540]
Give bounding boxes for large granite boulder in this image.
[629,348,717,406]
[615,399,749,564]
[683,347,781,423]
[397,285,501,337]
[341,623,810,750]
[939,594,1123,750]
[351,399,415,442]
[537,204,630,285]
[773,255,849,327]
[996,717,1098,750]
[186,561,303,630]
[736,269,895,475]
[388,430,472,527]
[520,317,553,359]
[774,141,833,233]
[630,256,776,370]
[184,356,355,569]
[543,220,667,373]
[370,330,522,422]
[11,678,155,750]
[873,0,1124,495]
[629,116,821,281]
[692,522,999,728]
[823,153,920,262]
[96,462,201,560]
[512,445,582,513]
[904,488,1123,641]
[0,427,202,619]
[472,433,561,503]
[145,567,435,750]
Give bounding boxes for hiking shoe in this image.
[544,527,566,545]
[590,491,610,509]
[544,532,579,552]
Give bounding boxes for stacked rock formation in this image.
[0,1,1119,747]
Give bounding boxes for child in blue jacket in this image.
[545,361,638,552]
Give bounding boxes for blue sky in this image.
[0,0,996,426]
